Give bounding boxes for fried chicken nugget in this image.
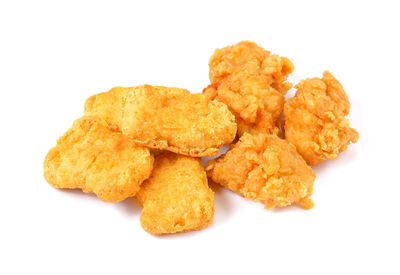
[43,116,154,202]
[136,152,214,235]
[85,85,237,157]
[283,71,359,165]
[206,133,315,209]
[203,41,294,136]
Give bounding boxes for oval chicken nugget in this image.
[206,133,315,209]
[136,152,214,235]
[283,71,359,165]
[84,85,237,157]
[43,116,154,202]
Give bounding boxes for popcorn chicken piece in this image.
[43,116,154,202]
[136,152,214,235]
[283,71,359,165]
[203,41,294,136]
[206,133,315,209]
[85,85,237,157]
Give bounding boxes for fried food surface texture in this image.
[85,85,237,157]
[283,71,359,165]
[136,152,214,235]
[43,116,154,202]
[203,41,294,136]
[206,133,315,209]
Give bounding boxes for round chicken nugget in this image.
[43,116,154,202]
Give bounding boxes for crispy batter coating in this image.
[43,116,154,202]
[206,133,315,209]
[136,152,214,235]
[203,41,294,136]
[283,71,359,165]
[85,85,237,157]
[84,87,128,131]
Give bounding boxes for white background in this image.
[1,1,399,274]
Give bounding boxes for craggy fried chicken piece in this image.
[136,152,214,235]
[85,85,237,157]
[206,133,315,209]
[203,41,294,136]
[43,116,154,202]
[283,71,359,165]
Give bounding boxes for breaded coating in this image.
[85,85,237,157]
[43,116,154,202]
[283,71,359,165]
[206,133,315,209]
[84,86,129,131]
[136,153,214,235]
[203,41,294,136]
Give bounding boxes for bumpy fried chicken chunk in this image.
[203,41,294,136]
[283,71,359,165]
[85,85,237,157]
[43,116,154,202]
[206,133,315,209]
[136,152,214,235]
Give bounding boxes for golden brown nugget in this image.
[206,133,315,209]
[283,71,359,165]
[136,153,214,235]
[85,85,237,157]
[203,41,294,136]
[43,116,154,202]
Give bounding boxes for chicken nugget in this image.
[203,41,294,136]
[43,116,154,202]
[206,133,315,209]
[136,152,214,235]
[283,71,359,165]
[85,85,237,157]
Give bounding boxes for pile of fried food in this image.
[44,41,358,235]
